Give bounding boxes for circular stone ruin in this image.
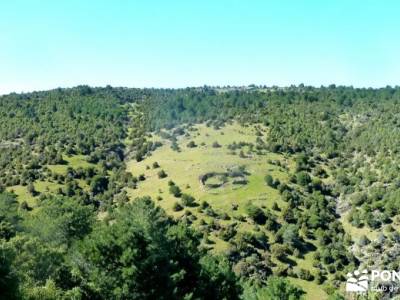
[199,165,249,189]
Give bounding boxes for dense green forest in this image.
[1,85,400,299]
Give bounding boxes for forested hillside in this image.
[1,85,400,299]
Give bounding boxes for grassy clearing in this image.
[294,251,316,271]
[288,278,328,300]
[125,122,291,237]
[7,185,36,206]
[127,122,291,217]
[34,180,64,194]
[126,122,327,296]
[48,154,95,174]
[7,154,96,207]
[6,180,63,207]
[340,213,378,241]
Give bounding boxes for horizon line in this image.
[2,83,400,96]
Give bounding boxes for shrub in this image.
[20,200,31,211]
[212,141,221,148]
[219,225,237,241]
[187,141,197,148]
[265,174,274,187]
[200,201,209,209]
[246,204,266,225]
[297,268,314,281]
[272,202,280,211]
[27,182,37,196]
[90,176,108,195]
[158,170,168,179]
[181,194,196,206]
[271,244,289,261]
[358,235,370,246]
[169,185,182,197]
[315,270,325,284]
[172,202,183,211]
[171,141,180,152]
[296,171,311,186]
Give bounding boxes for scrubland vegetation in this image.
[2,85,400,299]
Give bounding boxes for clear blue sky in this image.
[1,0,399,94]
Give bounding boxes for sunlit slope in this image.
[126,121,327,299]
[127,122,291,216]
